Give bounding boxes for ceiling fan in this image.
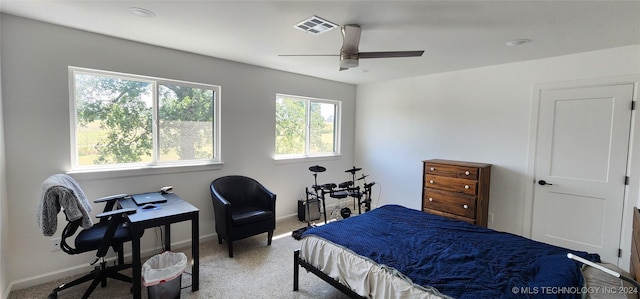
[280,24,424,71]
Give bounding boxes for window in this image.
[70,67,220,170]
[275,94,340,158]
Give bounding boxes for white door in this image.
[532,84,633,263]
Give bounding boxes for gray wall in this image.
[0,12,9,299]
[354,44,640,267]
[1,14,356,289]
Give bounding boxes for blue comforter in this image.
[301,204,600,298]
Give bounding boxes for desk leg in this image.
[164,224,171,251]
[131,227,142,299]
[192,212,200,291]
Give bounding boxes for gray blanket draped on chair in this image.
[37,174,93,236]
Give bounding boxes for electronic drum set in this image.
[305,165,375,225]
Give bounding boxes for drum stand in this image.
[358,175,375,213]
[292,165,326,240]
[306,165,326,227]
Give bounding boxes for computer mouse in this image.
[142,203,157,210]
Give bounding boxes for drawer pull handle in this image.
[429,180,434,184]
[430,167,435,171]
[465,171,470,175]
[464,185,470,189]
[463,204,469,209]
[429,198,433,202]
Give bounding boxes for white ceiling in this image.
[1,1,639,85]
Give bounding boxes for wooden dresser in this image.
[422,159,491,227]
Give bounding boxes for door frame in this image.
[524,75,640,268]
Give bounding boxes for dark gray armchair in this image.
[210,175,276,257]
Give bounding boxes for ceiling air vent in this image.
[293,15,338,35]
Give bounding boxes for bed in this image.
[293,204,640,299]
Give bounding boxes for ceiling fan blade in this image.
[341,24,361,54]
[278,54,339,57]
[358,51,425,59]
[281,23,423,70]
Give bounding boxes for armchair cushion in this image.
[232,207,273,226]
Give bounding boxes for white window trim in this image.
[274,93,342,161]
[68,66,222,173]
[67,161,224,181]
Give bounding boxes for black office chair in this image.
[210,175,276,258]
[41,179,137,299]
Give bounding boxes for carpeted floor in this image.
[9,216,350,299]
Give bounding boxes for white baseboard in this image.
[6,216,297,294]
[8,232,217,292]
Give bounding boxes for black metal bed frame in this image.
[293,249,366,298]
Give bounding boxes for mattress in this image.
[299,204,601,299]
[300,234,449,299]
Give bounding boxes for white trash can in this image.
[142,251,188,299]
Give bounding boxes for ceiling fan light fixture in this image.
[340,58,359,69]
[293,15,338,35]
[340,52,359,69]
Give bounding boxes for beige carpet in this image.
[9,216,350,299]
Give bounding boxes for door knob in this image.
[538,180,553,186]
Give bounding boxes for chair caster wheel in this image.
[47,293,57,299]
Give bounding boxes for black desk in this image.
[119,193,199,299]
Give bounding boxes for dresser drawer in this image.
[425,163,478,180]
[424,175,477,196]
[424,188,476,218]
[423,208,475,225]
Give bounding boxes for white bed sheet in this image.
[300,235,450,299]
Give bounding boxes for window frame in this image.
[68,66,221,172]
[274,93,341,160]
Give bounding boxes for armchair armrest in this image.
[94,193,129,203]
[212,192,231,207]
[255,187,276,211]
[96,208,137,219]
[210,187,232,233]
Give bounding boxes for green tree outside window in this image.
[275,95,339,157]
[73,70,217,167]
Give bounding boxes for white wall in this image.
[0,14,356,289]
[355,45,640,239]
[0,11,9,299]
